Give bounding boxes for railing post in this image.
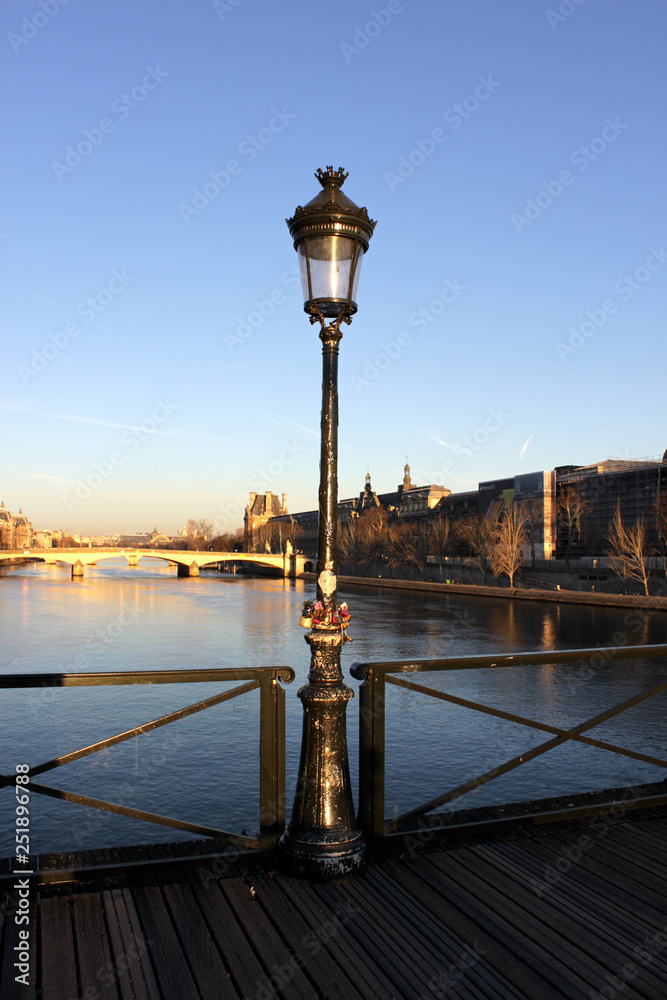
[357,668,385,855]
[259,673,286,856]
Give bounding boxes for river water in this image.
[1,558,666,856]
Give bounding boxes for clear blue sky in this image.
[2,0,666,535]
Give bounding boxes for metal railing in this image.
[0,666,294,881]
[351,643,667,848]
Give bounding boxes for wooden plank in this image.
[162,882,237,1000]
[515,833,667,931]
[629,816,667,845]
[221,878,317,1000]
[273,876,398,1000]
[344,872,501,1000]
[418,852,618,999]
[376,860,566,1000]
[187,873,271,1000]
[493,838,667,963]
[475,838,653,934]
[315,879,457,1000]
[251,875,365,1000]
[611,824,667,863]
[102,889,161,1000]
[469,843,667,999]
[538,829,667,891]
[72,893,119,1000]
[131,885,201,1000]
[120,889,161,999]
[40,895,78,1000]
[522,833,667,918]
[335,875,488,1000]
[456,843,659,993]
[557,817,667,870]
[102,890,132,1000]
[587,830,667,880]
[430,850,649,1000]
[618,820,667,852]
[363,864,532,1000]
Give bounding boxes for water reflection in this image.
[1,562,666,855]
[541,612,557,650]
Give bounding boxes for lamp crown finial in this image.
[315,166,348,189]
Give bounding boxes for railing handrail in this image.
[351,642,667,680]
[0,665,295,687]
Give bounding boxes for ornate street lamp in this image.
[279,167,376,880]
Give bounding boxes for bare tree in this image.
[339,516,360,570]
[280,520,302,552]
[209,528,244,552]
[407,522,430,580]
[385,521,428,580]
[605,502,650,596]
[489,505,529,588]
[357,506,388,576]
[457,516,495,585]
[252,521,281,553]
[246,519,302,555]
[185,518,214,550]
[556,486,590,568]
[385,521,407,577]
[430,513,453,582]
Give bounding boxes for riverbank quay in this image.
[307,573,667,613]
[2,802,666,999]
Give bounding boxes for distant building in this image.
[269,465,450,558]
[244,492,288,551]
[555,455,667,557]
[32,530,56,548]
[13,511,32,548]
[118,527,169,547]
[0,503,32,549]
[264,452,666,563]
[341,465,450,522]
[514,471,556,561]
[150,534,172,547]
[0,503,13,548]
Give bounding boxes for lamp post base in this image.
[278,828,366,882]
[279,628,366,882]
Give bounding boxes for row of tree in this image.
[337,497,667,595]
[338,506,531,587]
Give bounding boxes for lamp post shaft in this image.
[316,327,341,616]
[278,322,366,881]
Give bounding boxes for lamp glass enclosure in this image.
[297,234,364,318]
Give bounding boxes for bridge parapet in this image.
[1,548,314,579]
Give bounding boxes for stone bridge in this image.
[0,548,314,579]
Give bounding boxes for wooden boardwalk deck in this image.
[2,809,666,1000]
